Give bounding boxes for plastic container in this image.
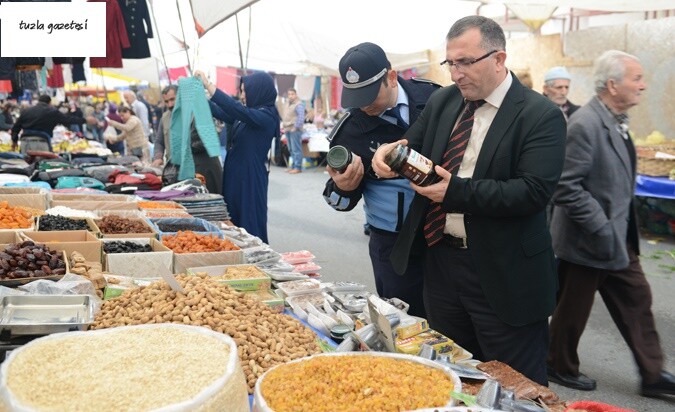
[244,246,281,264]
[292,261,322,274]
[285,292,329,310]
[276,278,323,297]
[280,250,316,265]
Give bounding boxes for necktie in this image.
[386,104,408,129]
[423,99,485,247]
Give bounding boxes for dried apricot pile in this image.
[161,230,240,253]
[0,201,33,229]
[138,201,183,209]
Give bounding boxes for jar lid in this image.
[327,145,351,170]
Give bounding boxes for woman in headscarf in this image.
[105,102,125,155]
[195,70,280,243]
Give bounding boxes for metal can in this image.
[326,145,354,173]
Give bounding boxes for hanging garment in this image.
[0,58,16,81]
[89,0,130,68]
[47,64,65,88]
[169,77,220,181]
[119,0,154,59]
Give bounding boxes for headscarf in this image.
[107,102,123,123]
[241,72,281,137]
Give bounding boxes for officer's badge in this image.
[346,67,359,83]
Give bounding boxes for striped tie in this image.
[423,99,485,247]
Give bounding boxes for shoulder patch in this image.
[411,77,442,88]
[327,110,352,142]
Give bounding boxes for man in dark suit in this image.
[548,50,675,396]
[372,15,566,385]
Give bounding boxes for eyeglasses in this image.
[440,50,499,72]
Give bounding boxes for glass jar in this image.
[326,145,353,173]
[384,143,438,186]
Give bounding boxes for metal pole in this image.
[175,0,193,75]
[148,0,171,85]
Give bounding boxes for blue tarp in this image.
[635,175,675,200]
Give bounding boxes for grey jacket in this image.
[551,96,639,270]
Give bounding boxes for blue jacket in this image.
[323,77,440,232]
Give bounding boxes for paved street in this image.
[267,165,674,411]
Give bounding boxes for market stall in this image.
[0,184,574,412]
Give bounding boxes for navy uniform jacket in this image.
[323,77,440,233]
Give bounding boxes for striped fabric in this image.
[423,99,485,246]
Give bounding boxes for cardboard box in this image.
[242,289,284,313]
[36,217,99,236]
[50,193,133,202]
[0,250,70,287]
[0,232,21,249]
[396,318,430,340]
[302,141,320,158]
[0,187,48,195]
[186,264,271,291]
[20,230,102,263]
[103,238,173,279]
[173,250,244,274]
[0,194,48,210]
[395,329,455,356]
[93,217,157,239]
[50,200,139,211]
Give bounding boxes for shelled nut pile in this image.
[91,274,321,392]
[0,241,66,280]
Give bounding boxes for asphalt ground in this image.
[266,164,674,411]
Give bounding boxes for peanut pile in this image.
[91,274,321,393]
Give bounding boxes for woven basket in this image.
[636,145,675,176]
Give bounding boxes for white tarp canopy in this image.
[107,0,673,84]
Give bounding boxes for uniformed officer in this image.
[322,42,440,317]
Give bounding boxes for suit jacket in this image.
[551,96,639,270]
[392,73,566,326]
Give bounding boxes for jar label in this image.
[401,151,434,184]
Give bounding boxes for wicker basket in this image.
[636,145,675,177]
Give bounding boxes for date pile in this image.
[0,241,66,280]
[96,215,149,234]
[103,241,153,254]
[38,215,88,231]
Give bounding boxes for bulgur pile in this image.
[260,355,455,411]
[91,274,322,393]
[5,327,234,411]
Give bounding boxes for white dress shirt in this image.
[444,71,513,238]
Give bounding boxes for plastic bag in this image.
[162,161,180,186]
[18,273,102,313]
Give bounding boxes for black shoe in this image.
[547,366,596,391]
[641,370,675,397]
